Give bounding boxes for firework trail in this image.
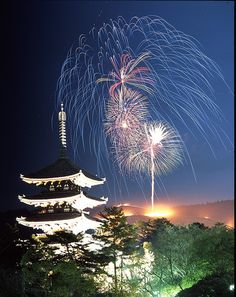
[117,121,184,209]
[56,16,231,203]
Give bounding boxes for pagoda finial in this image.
[58,103,67,158]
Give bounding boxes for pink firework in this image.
[97,52,154,96]
[104,88,148,150]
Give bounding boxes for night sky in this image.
[2,1,234,212]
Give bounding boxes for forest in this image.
[0,207,234,297]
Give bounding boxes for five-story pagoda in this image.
[17,104,108,235]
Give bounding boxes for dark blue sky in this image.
[2,1,234,211]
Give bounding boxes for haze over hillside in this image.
[2,200,233,230]
[91,200,234,227]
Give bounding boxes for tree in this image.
[21,242,55,297]
[138,218,173,246]
[0,222,27,268]
[175,273,234,297]
[46,261,97,297]
[137,220,209,296]
[93,206,138,295]
[191,223,234,276]
[21,238,98,297]
[138,220,234,297]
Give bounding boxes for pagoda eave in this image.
[16,212,102,234]
[72,191,108,210]
[18,192,108,209]
[20,172,105,187]
[74,171,105,187]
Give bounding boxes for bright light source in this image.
[124,212,133,217]
[145,207,173,218]
[121,121,128,128]
[227,221,234,228]
[229,284,234,291]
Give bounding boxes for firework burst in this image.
[96,52,154,96]
[56,15,231,203]
[120,121,184,175]
[57,16,228,162]
[117,121,184,209]
[104,87,149,149]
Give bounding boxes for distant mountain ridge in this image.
[90,200,234,227]
[120,200,234,227]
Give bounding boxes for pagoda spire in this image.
[58,103,67,158]
[17,102,107,238]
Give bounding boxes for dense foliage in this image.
[0,207,234,297]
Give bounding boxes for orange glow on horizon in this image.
[226,220,234,228]
[144,206,174,218]
[117,203,131,207]
[124,212,134,217]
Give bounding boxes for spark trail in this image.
[56,16,231,204]
[96,52,154,96]
[117,121,184,209]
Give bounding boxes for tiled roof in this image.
[24,156,103,181]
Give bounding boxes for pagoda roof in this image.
[16,211,102,234]
[21,190,106,202]
[18,190,108,209]
[25,211,85,222]
[21,190,79,200]
[21,157,105,187]
[23,157,102,180]
[17,211,102,224]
